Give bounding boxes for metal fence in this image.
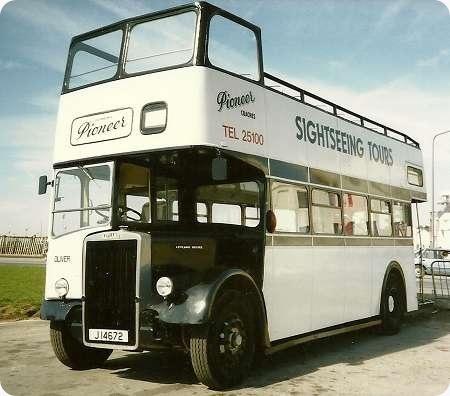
[431,260,450,309]
[0,235,48,257]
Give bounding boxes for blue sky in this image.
[1,0,450,234]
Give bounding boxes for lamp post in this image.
[431,130,450,248]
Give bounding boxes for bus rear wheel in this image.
[380,272,405,335]
[50,321,112,370]
[189,290,255,390]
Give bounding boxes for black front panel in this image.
[84,239,137,346]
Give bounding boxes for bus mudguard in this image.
[147,269,266,326]
[40,299,81,321]
[381,261,406,296]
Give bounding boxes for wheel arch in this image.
[209,270,270,350]
[380,261,407,314]
[153,269,270,349]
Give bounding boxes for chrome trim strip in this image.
[82,230,141,350]
[265,319,382,355]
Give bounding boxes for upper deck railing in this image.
[264,72,420,149]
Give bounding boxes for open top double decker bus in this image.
[39,1,426,389]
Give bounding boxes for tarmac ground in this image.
[0,256,45,266]
[0,308,449,396]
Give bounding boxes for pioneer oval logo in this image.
[70,108,133,146]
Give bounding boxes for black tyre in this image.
[190,290,255,390]
[380,272,405,335]
[50,321,112,370]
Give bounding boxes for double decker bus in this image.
[39,1,426,389]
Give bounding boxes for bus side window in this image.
[119,163,151,223]
[370,199,392,237]
[155,176,178,222]
[407,166,423,187]
[195,181,260,227]
[212,203,241,225]
[245,206,260,227]
[272,182,310,233]
[311,189,342,235]
[392,201,412,237]
[196,202,208,223]
[343,193,368,236]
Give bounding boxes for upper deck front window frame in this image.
[63,25,127,92]
[62,2,265,94]
[198,5,264,84]
[122,8,199,79]
[62,4,200,94]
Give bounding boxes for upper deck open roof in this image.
[264,73,420,149]
[63,1,420,150]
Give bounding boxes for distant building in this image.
[415,193,450,250]
[414,225,430,251]
[435,194,450,248]
[414,193,450,250]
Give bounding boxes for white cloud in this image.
[0,195,50,235]
[417,48,450,68]
[375,0,408,28]
[0,59,27,70]
[327,60,346,71]
[27,90,60,113]
[6,1,94,75]
[15,148,53,175]
[0,113,54,235]
[0,113,55,150]
[7,1,87,37]
[19,44,67,74]
[89,0,150,19]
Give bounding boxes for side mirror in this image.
[266,210,277,233]
[38,175,48,195]
[212,157,227,181]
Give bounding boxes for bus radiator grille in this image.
[84,239,138,346]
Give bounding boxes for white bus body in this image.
[40,1,426,389]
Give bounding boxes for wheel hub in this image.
[388,295,395,312]
[219,319,245,354]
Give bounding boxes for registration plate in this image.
[88,329,129,343]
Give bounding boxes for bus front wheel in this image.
[380,272,405,335]
[50,321,112,370]
[189,290,255,390]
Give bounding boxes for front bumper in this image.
[40,299,178,350]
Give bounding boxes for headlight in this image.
[141,102,167,135]
[54,278,69,298]
[156,277,173,297]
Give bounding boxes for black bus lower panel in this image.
[40,299,82,321]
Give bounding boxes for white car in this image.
[415,248,450,277]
